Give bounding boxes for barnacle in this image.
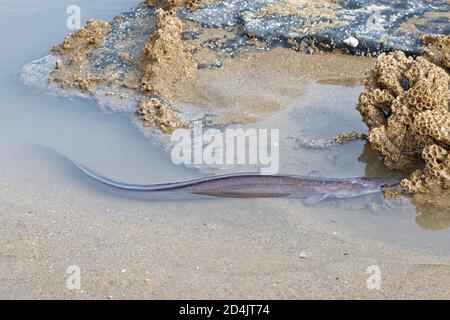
[401,170,428,193]
[52,20,111,56]
[421,34,450,70]
[411,109,450,144]
[136,98,189,133]
[357,45,450,193]
[332,131,366,144]
[185,0,205,11]
[423,144,450,186]
[144,0,210,11]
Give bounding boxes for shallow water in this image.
[1,0,449,258]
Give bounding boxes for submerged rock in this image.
[183,0,449,55]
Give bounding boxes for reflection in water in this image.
[413,192,450,231]
[358,142,450,231]
[358,142,405,178]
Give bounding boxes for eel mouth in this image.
[380,179,402,190]
[361,177,401,190]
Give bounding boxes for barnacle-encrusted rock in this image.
[419,144,449,186]
[401,144,449,193]
[357,49,449,193]
[145,0,210,11]
[412,109,450,144]
[50,20,111,93]
[421,34,450,70]
[332,131,367,144]
[139,8,197,99]
[52,20,111,56]
[136,97,189,133]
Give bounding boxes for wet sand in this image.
[0,142,450,299]
[176,47,374,124]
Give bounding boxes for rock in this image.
[183,0,449,55]
[343,37,359,48]
[298,251,308,258]
[20,0,449,169]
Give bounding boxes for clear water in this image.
[0,0,449,255]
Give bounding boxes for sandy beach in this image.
[0,143,449,299]
[2,181,450,299]
[1,0,449,300]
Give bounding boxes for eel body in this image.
[75,162,400,205]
